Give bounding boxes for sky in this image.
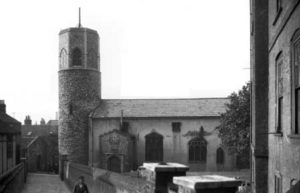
[0,0,250,124]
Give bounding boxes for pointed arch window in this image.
[188,137,207,163]
[71,48,82,66]
[145,132,163,162]
[59,49,67,68]
[216,147,225,165]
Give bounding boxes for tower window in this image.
[71,48,82,66]
[59,49,67,68]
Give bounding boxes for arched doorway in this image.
[145,132,163,162]
[107,156,121,173]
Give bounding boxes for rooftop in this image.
[92,98,229,119]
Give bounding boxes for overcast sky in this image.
[0,0,250,123]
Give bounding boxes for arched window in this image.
[145,132,163,162]
[71,48,82,66]
[216,147,225,165]
[87,49,98,69]
[59,49,67,68]
[188,137,207,162]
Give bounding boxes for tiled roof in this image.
[21,125,58,137]
[0,113,20,124]
[0,113,21,134]
[92,98,229,118]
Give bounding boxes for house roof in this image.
[92,98,229,119]
[0,113,20,124]
[21,125,58,137]
[0,113,21,134]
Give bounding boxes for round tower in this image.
[58,23,101,164]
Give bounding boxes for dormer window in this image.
[71,48,82,66]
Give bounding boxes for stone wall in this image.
[91,118,236,172]
[59,69,100,164]
[267,0,300,192]
[0,163,25,193]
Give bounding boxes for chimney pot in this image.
[0,100,6,113]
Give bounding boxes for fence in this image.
[0,163,26,193]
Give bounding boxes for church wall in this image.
[90,117,236,172]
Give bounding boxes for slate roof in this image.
[21,125,58,137]
[0,113,20,124]
[92,98,229,118]
[0,113,21,134]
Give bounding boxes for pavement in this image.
[21,173,71,193]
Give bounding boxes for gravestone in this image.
[173,175,243,193]
[139,162,189,193]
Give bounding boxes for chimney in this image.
[0,100,6,113]
[24,115,32,126]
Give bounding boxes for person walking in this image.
[73,176,89,193]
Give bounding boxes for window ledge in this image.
[273,7,282,26]
[288,134,300,139]
[189,161,206,164]
[273,132,283,137]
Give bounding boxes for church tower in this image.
[58,10,101,165]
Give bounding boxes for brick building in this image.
[58,21,241,173]
[251,0,300,192]
[0,100,21,175]
[21,116,59,173]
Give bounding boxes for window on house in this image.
[292,29,300,134]
[172,122,181,132]
[188,137,207,163]
[275,174,282,193]
[145,132,163,162]
[216,147,225,165]
[276,52,283,133]
[7,135,13,159]
[71,48,82,66]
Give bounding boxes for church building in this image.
[58,18,237,173]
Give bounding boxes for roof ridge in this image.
[100,97,229,101]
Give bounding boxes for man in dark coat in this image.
[73,176,89,193]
